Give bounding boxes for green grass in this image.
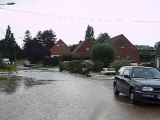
[16,59,26,65]
[0,65,17,72]
[0,77,7,81]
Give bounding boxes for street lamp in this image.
[0,2,15,6]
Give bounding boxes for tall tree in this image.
[85,25,95,42]
[29,38,45,63]
[23,30,32,58]
[96,33,110,43]
[36,29,56,56]
[3,25,20,62]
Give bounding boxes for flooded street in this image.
[0,68,160,120]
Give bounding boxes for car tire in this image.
[129,89,137,104]
[113,83,119,95]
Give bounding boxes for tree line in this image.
[0,25,111,64]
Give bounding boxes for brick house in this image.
[72,40,93,58]
[106,34,140,63]
[50,39,70,57]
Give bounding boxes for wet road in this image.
[0,68,160,120]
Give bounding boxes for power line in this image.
[1,7,160,23]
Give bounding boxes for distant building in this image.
[72,40,93,58]
[106,34,140,63]
[50,39,70,57]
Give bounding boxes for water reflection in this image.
[0,76,50,94]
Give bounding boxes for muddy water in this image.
[0,76,50,94]
[0,69,160,120]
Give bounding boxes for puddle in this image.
[0,76,51,94]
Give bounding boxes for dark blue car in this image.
[113,66,160,104]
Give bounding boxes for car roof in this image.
[122,66,153,69]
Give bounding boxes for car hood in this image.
[132,78,160,86]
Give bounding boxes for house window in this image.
[57,44,59,47]
[116,56,120,58]
[120,42,125,48]
[86,47,89,51]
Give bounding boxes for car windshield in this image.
[132,67,160,79]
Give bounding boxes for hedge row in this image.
[59,60,83,73]
[43,56,59,66]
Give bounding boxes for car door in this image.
[121,68,131,95]
[115,67,126,93]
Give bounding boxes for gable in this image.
[106,34,139,63]
[72,40,93,57]
[50,39,70,56]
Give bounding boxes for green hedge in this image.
[43,56,59,66]
[110,59,131,72]
[69,60,83,73]
[92,61,104,72]
[60,60,95,75]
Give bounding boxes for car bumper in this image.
[134,90,160,104]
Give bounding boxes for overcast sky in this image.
[0,0,160,47]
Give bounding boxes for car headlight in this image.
[142,87,153,91]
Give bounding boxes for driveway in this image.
[0,68,160,120]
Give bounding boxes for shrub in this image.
[43,56,59,66]
[92,61,104,72]
[60,53,78,62]
[81,60,94,75]
[69,60,83,73]
[110,59,131,72]
[59,61,70,71]
[59,60,94,76]
[91,43,114,67]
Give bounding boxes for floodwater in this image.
[0,68,160,120]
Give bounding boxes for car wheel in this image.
[129,89,137,104]
[113,84,119,95]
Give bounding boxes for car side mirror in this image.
[124,75,130,79]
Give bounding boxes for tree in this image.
[96,33,110,43]
[91,43,114,67]
[2,25,21,62]
[85,25,95,42]
[36,29,56,56]
[23,30,33,58]
[22,29,56,63]
[154,41,160,53]
[29,38,45,63]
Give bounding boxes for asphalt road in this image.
[0,68,160,120]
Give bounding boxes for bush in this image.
[110,59,131,72]
[43,56,59,66]
[60,53,78,62]
[91,43,114,67]
[59,61,70,71]
[92,61,104,72]
[59,60,94,76]
[69,60,83,73]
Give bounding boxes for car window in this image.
[107,68,115,71]
[132,67,160,79]
[117,67,126,76]
[123,68,130,76]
